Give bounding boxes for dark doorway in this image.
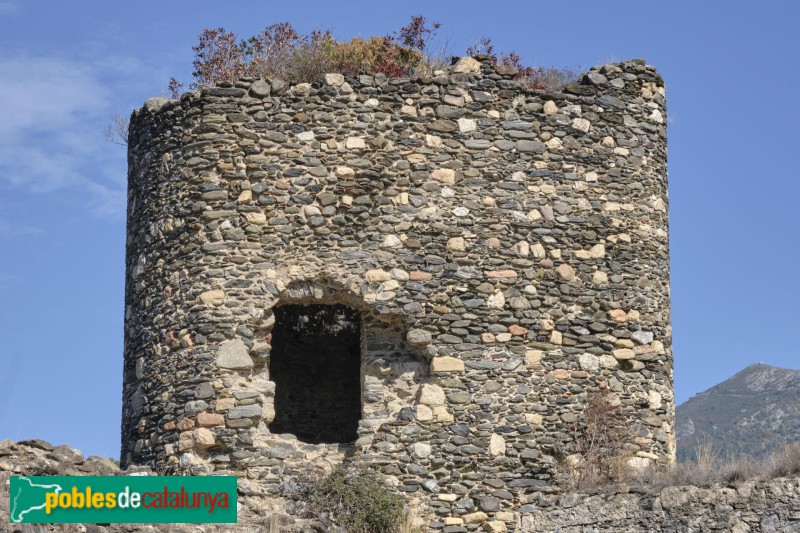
[268,304,362,444]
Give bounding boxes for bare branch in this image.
[104,114,129,146]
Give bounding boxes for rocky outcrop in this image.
[0,439,296,532]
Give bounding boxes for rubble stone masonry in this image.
[122,56,671,528]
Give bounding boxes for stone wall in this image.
[122,55,671,528]
[523,480,800,532]
[5,440,800,532]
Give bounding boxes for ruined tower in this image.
[122,56,671,523]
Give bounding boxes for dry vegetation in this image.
[108,16,579,145]
[559,388,633,491]
[294,463,419,533]
[167,16,578,97]
[634,440,800,491]
[559,389,800,493]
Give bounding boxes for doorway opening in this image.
[268,304,362,444]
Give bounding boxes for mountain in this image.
[676,363,800,461]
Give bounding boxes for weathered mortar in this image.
[122,56,671,528]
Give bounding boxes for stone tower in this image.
[122,56,671,523]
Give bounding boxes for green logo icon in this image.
[9,476,237,524]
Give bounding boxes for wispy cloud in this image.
[0,53,131,218]
[0,2,18,14]
[0,271,20,291]
[0,218,43,239]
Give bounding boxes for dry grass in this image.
[632,441,800,491]
[764,442,800,478]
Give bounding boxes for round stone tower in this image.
[122,56,671,523]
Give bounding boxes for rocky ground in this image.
[4,439,800,532]
[0,439,298,532]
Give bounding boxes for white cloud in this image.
[0,53,131,218]
[0,218,43,239]
[0,2,17,14]
[0,57,105,138]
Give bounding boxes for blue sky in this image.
[1,0,798,460]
